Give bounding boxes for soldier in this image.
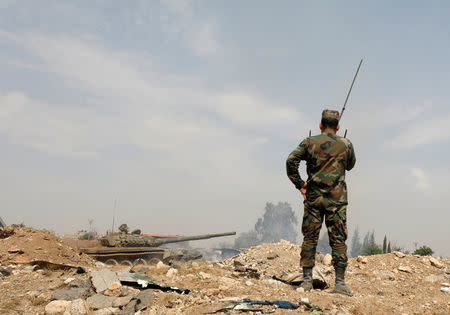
[118,224,129,234]
[286,109,356,295]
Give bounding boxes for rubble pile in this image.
[0,226,95,266]
[0,228,449,314]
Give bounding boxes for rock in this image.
[51,288,89,301]
[90,269,119,293]
[424,274,446,283]
[93,308,120,315]
[300,297,310,304]
[45,300,71,314]
[257,259,267,265]
[296,287,305,293]
[13,256,29,263]
[245,280,253,286]
[64,278,76,284]
[130,264,151,274]
[120,286,140,298]
[356,256,368,264]
[323,254,333,266]
[166,268,178,278]
[380,272,395,280]
[398,266,413,273]
[267,252,279,260]
[0,266,12,277]
[86,294,116,310]
[119,299,137,315]
[198,271,211,279]
[264,278,283,285]
[155,261,170,270]
[429,257,444,269]
[191,261,199,268]
[113,295,133,308]
[442,282,450,287]
[219,297,243,302]
[233,259,245,267]
[393,251,406,258]
[63,299,87,315]
[27,290,39,298]
[70,279,92,289]
[279,271,302,283]
[104,282,122,297]
[7,246,23,254]
[135,289,154,311]
[441,287,450,293]
[315,252,324,263]
[95,262,106,268]
[24,265,39,272]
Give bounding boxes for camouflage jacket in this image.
[286,132,356,208]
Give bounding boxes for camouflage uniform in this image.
[286,110,356,268]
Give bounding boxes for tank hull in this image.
[80,246,202,266]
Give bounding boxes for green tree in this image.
[363,243,383,255]
[383,235,387,254]
[78,231,96,240]
[350,226,362,257]
[369,230,375,246]
[254,202,298,243]
[361,231,371,255]
[360,229,383,256]
[387,241,391,253]
[413,245,434,256]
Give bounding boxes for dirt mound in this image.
[0,226,95,267]
[130,241,450,314]
[0,235,449,314]
[224,239,303,277]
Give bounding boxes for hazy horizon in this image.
[0,1,449,257]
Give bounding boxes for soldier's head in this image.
[119,223,129,233]
[320,109,340,132]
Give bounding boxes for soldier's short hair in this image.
[321,109,339,130]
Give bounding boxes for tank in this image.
[80,229,236,266]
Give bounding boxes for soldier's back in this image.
[305,132,354,190]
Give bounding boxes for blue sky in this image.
[0,1,449,256]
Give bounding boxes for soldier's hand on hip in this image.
[300,182,308,201]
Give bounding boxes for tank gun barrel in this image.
[155,232,236,246]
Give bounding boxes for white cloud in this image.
[0,91,102,158]
[216,93,301,126]
[0,29,302,173]
[0,29,301,129]
[160,0,219,56]
[410,167,431,192]
[383,115,450,149]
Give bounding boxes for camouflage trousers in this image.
[300,203,348,268]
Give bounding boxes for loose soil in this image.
[0,227,449,314]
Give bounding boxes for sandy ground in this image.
[1,226,449,314]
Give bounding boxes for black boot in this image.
[332,266,352,296]
[300,267,313,291]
